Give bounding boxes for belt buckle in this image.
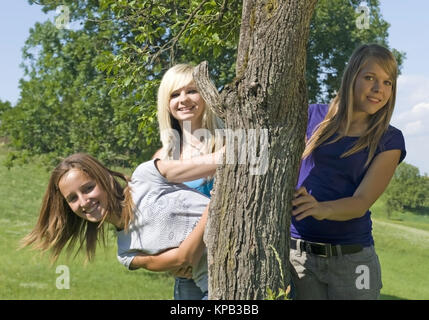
[313,241,332,258]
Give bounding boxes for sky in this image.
[0,1,428,175]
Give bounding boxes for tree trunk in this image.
[194,0,318,300]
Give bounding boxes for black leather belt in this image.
[290,238,363,258]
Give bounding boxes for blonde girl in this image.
[154,64,224,299]
[156,63,224,161]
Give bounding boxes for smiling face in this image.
[58,168,108,223]
[353,57,393,116]
[169,82,205,128]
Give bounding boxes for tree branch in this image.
[150,0,210,67]
[193,61,226,118]
[235,0,255,78]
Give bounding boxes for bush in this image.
[384,162,429,214]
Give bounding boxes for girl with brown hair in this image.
[21,150,223,299]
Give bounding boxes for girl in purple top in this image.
[290,44,406,300]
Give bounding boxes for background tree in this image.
[384,162,429,216]
[0,100,11,117]
[0,99,12,146]
[307,0,405,102]
[1,2,154,167]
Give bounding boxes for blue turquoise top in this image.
[183,178,214,198]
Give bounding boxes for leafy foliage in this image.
[384,162,429,214]
[0,100,11,117]
[2,2,155,167]
[307,0,405,102]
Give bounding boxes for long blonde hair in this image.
[157,63,224,159]
[303,44,398,167]
[20,153,134,263]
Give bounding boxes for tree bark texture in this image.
[194,0,318,299]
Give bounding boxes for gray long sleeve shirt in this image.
[117,160,209,292]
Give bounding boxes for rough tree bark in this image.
[194,0,318,299]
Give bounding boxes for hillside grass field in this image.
[0,144,428,300]
[370,199,429,299]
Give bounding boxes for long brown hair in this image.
[20,153,135,263]
[303,44,398,167]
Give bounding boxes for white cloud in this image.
[393,102,429,136]
[391,75,429,175]
[395,75,429,112]
[403,120,423,136]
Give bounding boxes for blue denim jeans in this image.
[174,277,208,300]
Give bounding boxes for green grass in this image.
[0,144,173,299]
[371,198,429,300]
[372,197,429,232]
[1,144,428,300]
